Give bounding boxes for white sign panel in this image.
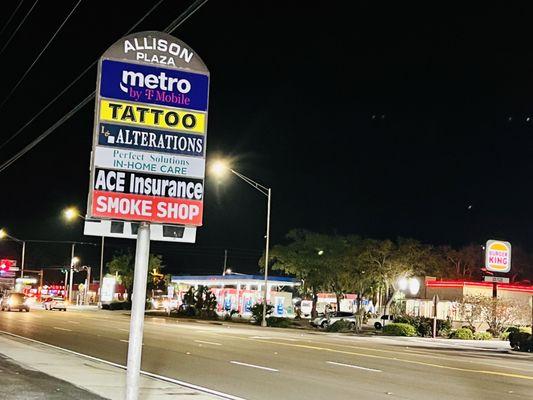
[483,276,510,284]
[485,240,512,273]
[94,146,205,178]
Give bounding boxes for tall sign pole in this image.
[85,32,209,400]
[125,222,150,399]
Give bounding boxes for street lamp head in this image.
[225,268,232,275]
[210,159,230,177]
[71,256,80,266]
[63,207,79,221]
[317,250,324,256]
[0,229,6,239]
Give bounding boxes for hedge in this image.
[474,332,492,341]
[382,323,417,337]
[450,328,474,340]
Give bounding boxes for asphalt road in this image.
[0,308,532,400]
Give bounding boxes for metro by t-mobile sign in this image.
[86,32,209,228]
[485,240,511,273]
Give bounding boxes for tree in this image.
[266,230,345,317]
[439,245,483,280]
[107,251,164,302]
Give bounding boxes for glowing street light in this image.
[210,157,272,327]
[64,207,81,221]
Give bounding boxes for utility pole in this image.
[39,268,43,289]
[21,241,26,278]
[432,294,439,338]
[64,268,68,298]
[98,236,104,305]
[68,243,75,301]
[222,249,227,275]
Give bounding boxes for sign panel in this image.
[98,123,205,157]
[100,59,209,111]
[485,240,512,273]
[93,147,205,178]
[86,31,209,232]
[483,276,510,284]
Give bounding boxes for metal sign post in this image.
[126,222,150,400]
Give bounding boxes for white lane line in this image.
[0,330,246,400]
[230,361,278,372]
[67,321,80,324]
[53,327,72,332]
[118,328,129,332]
[194,340,222,346]
[326,361,382,372]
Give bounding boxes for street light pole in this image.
[261,188,272,327]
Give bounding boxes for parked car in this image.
[311,311,356,329]
[367,314,395,329]
[0,292,30,312]
[150,296,169,310]
[43,296,67,311]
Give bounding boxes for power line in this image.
[0,0,25,38]
[0,0,165,153]
[0,0,83,111]
[0,0,208,174]
[0,0,39,57]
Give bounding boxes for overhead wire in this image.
[0,0,25,38]
[0,0,39,57]
[0,0,208,174]
[0,0,165,154]
[0,0,83,111]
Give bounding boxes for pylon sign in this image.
[485,240,511,273]
[86,32,209,230]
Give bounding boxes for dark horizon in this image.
[1,2,533,279]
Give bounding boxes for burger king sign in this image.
[485,240,511,273]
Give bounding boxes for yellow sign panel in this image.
[485,240,511,273]
[99,99,206,134]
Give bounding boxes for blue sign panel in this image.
[98,123,205,157]
[100,59,209,112]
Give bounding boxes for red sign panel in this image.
[91,191,203,225]
[0,259,16,271]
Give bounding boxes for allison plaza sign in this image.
[84,32,209,243]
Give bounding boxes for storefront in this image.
[170,274,301,318]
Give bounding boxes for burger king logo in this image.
[485,240,511,273]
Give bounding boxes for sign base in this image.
[83,219,196,243]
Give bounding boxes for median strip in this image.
[230,361,278,372]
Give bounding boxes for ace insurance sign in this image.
[86,32,209,227]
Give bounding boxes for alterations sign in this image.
[485,240,511,273]
[86,32,209,228]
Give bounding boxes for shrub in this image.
[266,317,292,328]
[509,331,533,351]
[326,319,355,333]
[394,315,452,337]
[450,328,474,340]
[106,301,130,310]
[250,303,273,325]
[383,323,417,337]
[474,332,492,341]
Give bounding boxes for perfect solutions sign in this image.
[86,32,209,226]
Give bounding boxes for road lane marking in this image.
[0,330,245,400]
[67,321,80,324]
[118,328,129,332]
[53,327,72,332]
[230,361,278,372]
[194,340,222,346]
[327,361,381,372]
[223,335,533,381]
[120,340,144,345]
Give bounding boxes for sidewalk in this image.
[0,333,219,400]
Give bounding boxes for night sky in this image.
[1,1,533,281]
